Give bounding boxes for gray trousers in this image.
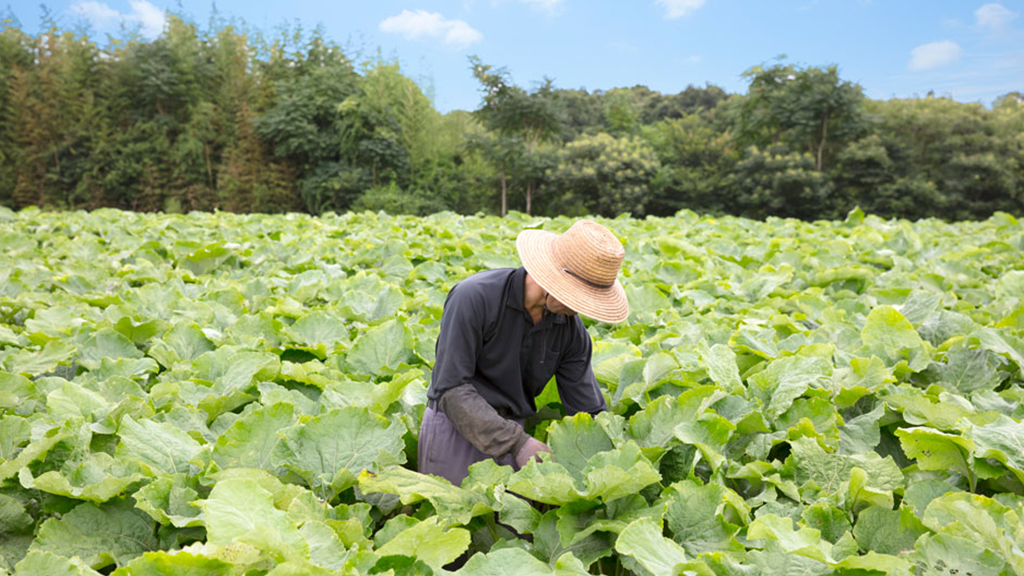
[418,406,519,486]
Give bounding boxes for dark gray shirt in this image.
[427,267,606,420]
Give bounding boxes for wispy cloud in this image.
[656,0,706,19]
[974,3,1017,32]
[519,0,563,15]
[908,40,962,71]
[69,0,165,38]
[379,10,483,49]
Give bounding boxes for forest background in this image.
[1,11,1023,221]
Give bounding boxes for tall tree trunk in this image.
[500,165,507,218]
[526,181,532,216]
[816,110,829,172]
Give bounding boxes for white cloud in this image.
[69,0,165,38]
[975,3,1017,32]
[519,0,563,14]
[656,0,706,19]
[908,40,963,71]
[379,10,483,49]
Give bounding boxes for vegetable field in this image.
[1,206,1024,576]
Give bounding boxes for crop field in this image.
[1,206,1023,575]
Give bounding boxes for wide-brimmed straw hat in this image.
[516,220,629,323]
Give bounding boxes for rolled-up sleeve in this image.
[555,319,607,416]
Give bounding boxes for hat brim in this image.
[516,229,629,324]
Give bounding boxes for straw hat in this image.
[516,220,629,323]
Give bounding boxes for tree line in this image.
[1,13,1022,221]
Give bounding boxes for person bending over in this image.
[418,219,629,485]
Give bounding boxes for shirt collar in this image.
[507,267,566,324]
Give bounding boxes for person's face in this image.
[544,293,577,317]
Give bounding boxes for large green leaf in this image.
[662,480,745,556]
[357,466,493,527]
[345,320,415,376]
[272,406,405,498]
[860,306,930,370]
[18,451,147,503]
[852,506,928,555]
[116,415,203,476]
[966,415,1024,486]
[546,412,615,481]
[375,517,470,570]
[614,518,688,576]
[211,402,297,472]
[29,499,158,569]
[747,355,832,420]
[198,477,308,560]
[132,473,204,528]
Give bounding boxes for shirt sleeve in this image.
[555,318,607,416]
[429,283,486,400]
[439,383,528,458]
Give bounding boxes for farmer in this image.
[418,219,629,485]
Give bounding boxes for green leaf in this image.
[800,502,851,544]
[861,305,930,370]
[969,327,1024,373]
[116,415,203,476]
[110,550,234,575]
[288,312,349,358]
[357,466,493,527]
[673,412,735,472]
[13,550,103,576]
[838,404,884,455]
[546,412,614,481]
[747,514,832,563]
[921,492,1024,573]
[375,517,470,571]
[909,533,1008,576]
[198,477,308,560]
[614,518,688,576]
[965,414,1024,486]
[581,443,661,503]
[211,402,297,472]
[790,437,904,496]
[662,480,745,556]
[929,347,1007,394]
[192,348,280,395]
[895,427,974,488]
[132,473,203,528]
[272,407,405,498]
[748,355,832,420]
[29,499,158,570]
[0,420,75,482]
[852,506,928,555]
[4,340,76,376]
[79,329,143,371]
[148,323,215,367]
[345,320,414,376]
[18,452,147,503]
[453,547,553,576]
[701,343,743,393]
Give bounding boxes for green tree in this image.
[548,132,660,217]
[732,145,834,219]
[470,56,563,215]
[642,111,738,216]
[731,60,866,171]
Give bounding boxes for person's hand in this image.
[515,436,552,468]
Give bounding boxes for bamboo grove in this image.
[1,12,1022,221]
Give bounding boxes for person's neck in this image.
[523,272,547,320]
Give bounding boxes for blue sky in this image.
[8,0,1024,113]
